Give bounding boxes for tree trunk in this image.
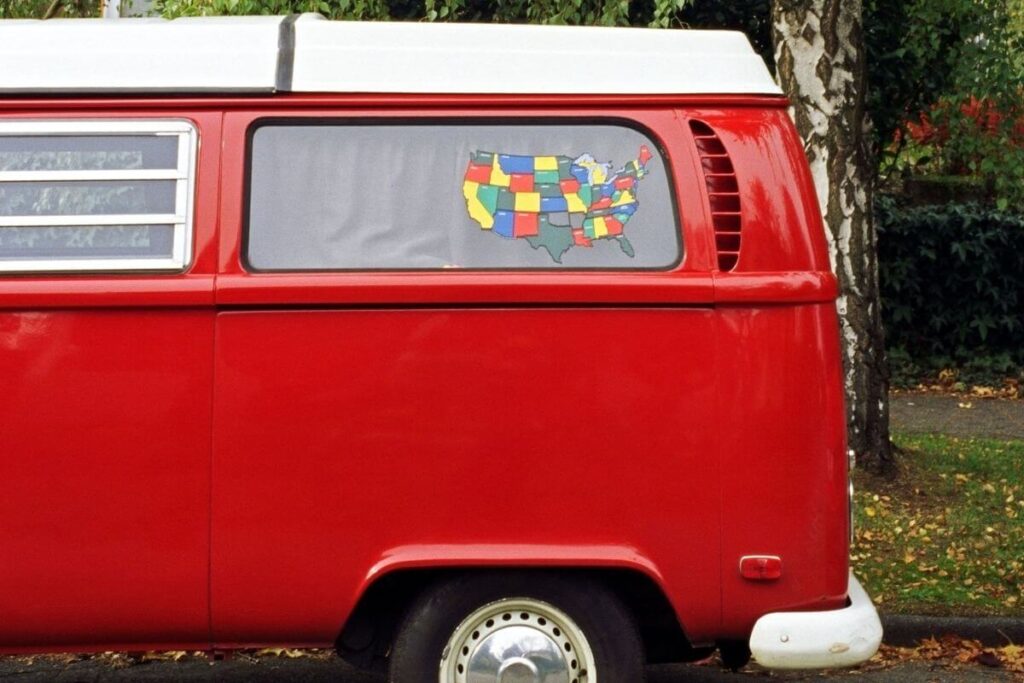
[771,0,893,472]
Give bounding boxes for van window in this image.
[246,122,681,270]
[0,121,196,272]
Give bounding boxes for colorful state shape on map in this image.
[461,145,655,263]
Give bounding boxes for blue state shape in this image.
[498,154,535,174]
[492,210,515,238]
[540,196,569,212]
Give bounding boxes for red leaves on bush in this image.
[905,111,946,145]
[904,96,1024,148]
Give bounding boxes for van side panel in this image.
[0,310,213,649]
[716,302,849,636]
[676,104,849,634]
[211,308,721,645]
[0,108,220,651]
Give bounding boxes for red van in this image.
[0,14,882,682]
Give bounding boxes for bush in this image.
[900,96,1024,211]
[877,197,1024,385]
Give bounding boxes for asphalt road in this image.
[0,654,1017,682]
[890,392,1024,440]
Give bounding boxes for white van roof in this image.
[0,14,782,96]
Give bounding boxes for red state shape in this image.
[572,228,592,247]
[614,176,635,190]
[605,217,624,235]
[514,212,539,237]
[509,173,535,192]
[465,162,493,184]
[638,145,653,166]
[559,178,580,193]
[591,197,613,210]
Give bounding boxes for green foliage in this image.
[155,0,401,19]
[156,0,784,28]
[888,347,1022,389]
[877,197,1024,385]
[438,0,631,25]
[864,0,969,163]
[0,0,99,17]
[156,0,649,24]
[901,97,1024,211]
[869,0,1024,208]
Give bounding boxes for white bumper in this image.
[749,572,882,669]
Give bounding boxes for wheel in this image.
[388,572,644,683]
[718,639,751,671]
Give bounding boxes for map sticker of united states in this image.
[462,145,654,263]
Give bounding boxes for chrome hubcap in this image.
[440,598,595,683]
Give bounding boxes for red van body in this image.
[0,16,880,680]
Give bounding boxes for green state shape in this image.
[578,184,593,206]
[526,217,575,264]
[534,170,560,184]
[536,182,562,198]
[496,189,516,211]
[557,158,573,179]
[472,151,495,165]
[477,184,499,214]
[616,236,635,258]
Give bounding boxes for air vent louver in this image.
[689,120,741,271]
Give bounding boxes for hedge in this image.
[876,197,1024,382]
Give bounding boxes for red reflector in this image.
[739,555,782,581]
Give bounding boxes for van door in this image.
[0,113,218,649]
[210,108,722,646]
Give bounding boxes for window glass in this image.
[0,225,174,260]
[0,122,194,273]
[247,123,681,270]
[0,180,177,216]
[0,135,178,172]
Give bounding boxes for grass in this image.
[852,433,1024,617]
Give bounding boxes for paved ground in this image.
[889,392,1024,440]
[0,654,1018,682]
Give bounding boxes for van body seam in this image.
[275,15,299,92]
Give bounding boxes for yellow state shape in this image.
[489,158,511,187]
[587,166,607,184]
[534,156,558,171]
[565,193,587,213]
[463,180,494,229]
[611,189,635,207]
[593,216,609,238]
[514,192,541,212]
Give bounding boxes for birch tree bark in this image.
[771,0,893,471]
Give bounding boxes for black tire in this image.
[389,571,645,683]
[718,639,751,671]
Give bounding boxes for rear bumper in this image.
[749,572,882,669]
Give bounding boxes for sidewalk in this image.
[889,392,1024,440]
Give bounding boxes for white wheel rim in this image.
[439,597,596,683]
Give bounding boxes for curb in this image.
[882,614,1024,647]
